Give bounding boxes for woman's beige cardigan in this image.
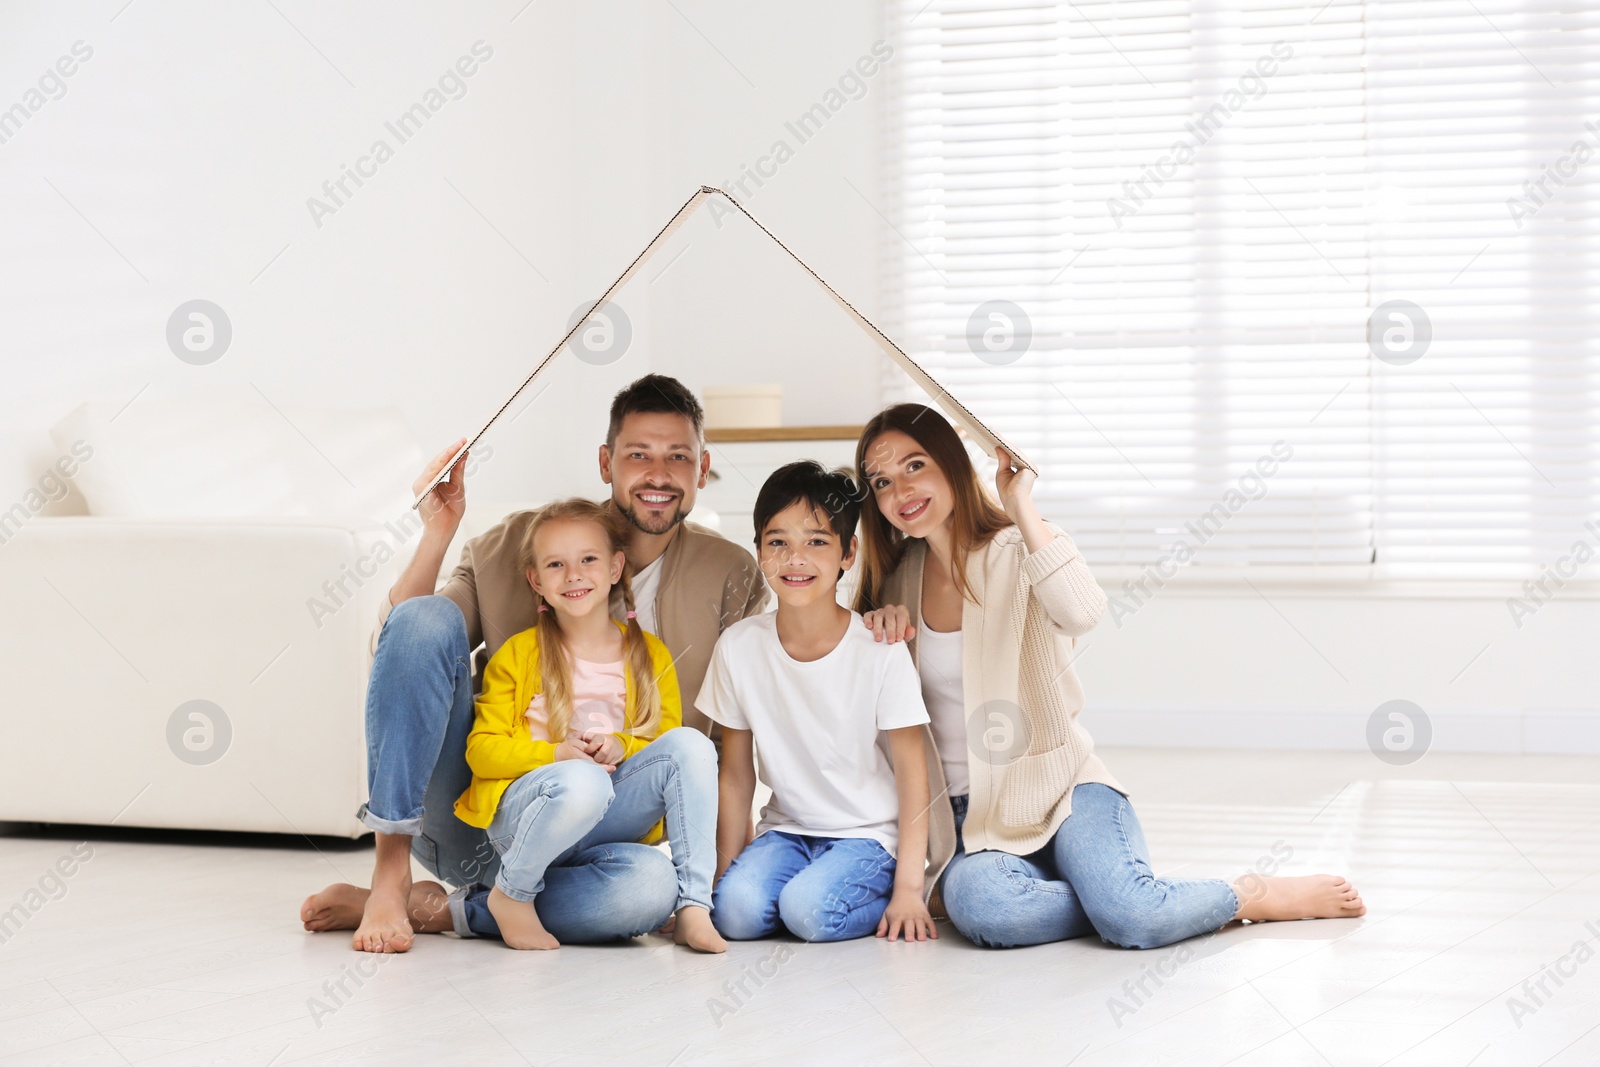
[879,523,1124,902]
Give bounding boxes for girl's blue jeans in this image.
[485,727,717,912]
[939,783,1239,950]
[357,596,696,943]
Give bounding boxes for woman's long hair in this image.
[853,403,1013,612]
[518,499,662,743]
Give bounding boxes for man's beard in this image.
[617,492,689,536]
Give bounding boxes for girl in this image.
[854,404,1365,950]
[453,498,725,952]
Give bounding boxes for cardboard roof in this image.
[414,185,1032,510]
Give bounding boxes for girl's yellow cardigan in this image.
[452,621,682,837]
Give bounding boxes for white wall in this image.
[1076,578,1600,756]
[0,0,887,515]
[4,2,1592,758]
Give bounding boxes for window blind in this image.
[882,0,1600,579]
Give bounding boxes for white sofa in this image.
[0,387,426,838]
[0,516,398,837]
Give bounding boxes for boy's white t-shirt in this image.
[697,610,931,852]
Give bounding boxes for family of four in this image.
[300,374,1365,955]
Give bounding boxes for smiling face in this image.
[599,411,709,536]
[864,428,956,538]
[758,500,857,609]
[526,518,625,621]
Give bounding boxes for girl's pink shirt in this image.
[524,655,628,741]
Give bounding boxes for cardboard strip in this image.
[414,184,1031,510]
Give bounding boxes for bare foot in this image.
[672,906,726,954]
[1234,873,1367,922]
[354,883,414,953]
[487,887,559,950]
[302,883,368,932]
[405,880,453,934]
[302,881,452,936]
[353,832,415,953]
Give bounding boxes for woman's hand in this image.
[876,888,938,942]
[862,605,916,644]
[581,731,624,772]
[993,446,1039,526]
[996,446,1054,554]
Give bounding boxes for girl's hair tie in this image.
[625,610,638,620]
[537,603,550,614]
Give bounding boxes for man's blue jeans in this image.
[711,830,897,943]
[356,596,674,942]
[939,783,1240,950]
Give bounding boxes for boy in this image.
[702,461,936,943]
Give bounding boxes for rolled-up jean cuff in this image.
[356,803,422,837]
[447,884,478,938]
[1222,883,1242,926]
[494,875,539,904]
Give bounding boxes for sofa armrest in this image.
[0,517,405,837]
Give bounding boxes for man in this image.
[300,375,768,951]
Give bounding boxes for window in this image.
[883,0,1600,579]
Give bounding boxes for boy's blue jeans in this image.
[355,596,674,942]
[711,830,897,943]
[939,783,1240,950]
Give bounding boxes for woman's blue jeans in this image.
[356,596,674,942]
[939,783,1239,950]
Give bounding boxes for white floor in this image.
[3,748,1598,1067]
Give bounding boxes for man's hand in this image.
[876,887,938,942]
[414,438,470,541]
[862,604,915,643]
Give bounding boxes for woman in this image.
[854,403,1365,949]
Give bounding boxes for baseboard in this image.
[1080,707,1600,756]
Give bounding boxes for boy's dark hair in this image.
[606,374,705,450]
[752,460,865,554]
